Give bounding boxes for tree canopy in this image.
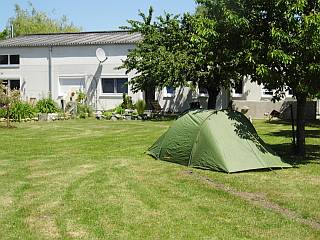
[0,29,8,40]
[6,2,81,37]
[121,4,247,109]
[237,0,320,155]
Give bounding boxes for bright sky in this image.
[0,0,197,31]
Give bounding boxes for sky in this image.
[0,0,196,31]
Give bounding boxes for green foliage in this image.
[0,82,20,106]
[135,99,146,115]
[121,93,133,109]
[7,2,81,36]
[115,106,125,115]
[76,91,87,103]
[36,97,59,113]
[9,101,36,122]
[121,5,247,108]
[0,29,8,40]
[102,111,113,120]
[77,103,93,119]
[0,81,21,127]
[0,108,6,118]
[234,0,320,155]
[238,0,320,98]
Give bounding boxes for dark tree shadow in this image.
[266,143,320,165]
[262,120,320,165]
[226,110,269,153]
[268,119,320,128]
[268,130,320,139]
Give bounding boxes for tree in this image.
[0,29,8,40]
[237,0,320,156]
[121,5,247,109]
[7,2,81,36]
[0,81,20,128]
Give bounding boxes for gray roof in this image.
[0,31,142,48]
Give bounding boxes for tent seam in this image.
[188,111,218,167]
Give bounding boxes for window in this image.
[232,81,244,97]
[165,86,175,97]
[262,89,274,96]
[261,85,274,97]
[1,79,20,90]
[10,80,20,90]
[116,79,128,94]
[59,77,85,97]
[0,54,20,65]
[198,83,208,96]
[234,82,243,95]
[10,55,20,64]
[0,55,8,65]
[101,78,128,94]
[166,86,175,94]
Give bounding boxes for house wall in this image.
[0,45,317,117]
[156,86,229,112]
[228,76,318,120]
[0,44,143,110]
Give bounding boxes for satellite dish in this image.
[96,48,107,63]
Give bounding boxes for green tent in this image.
[148,110,291,173]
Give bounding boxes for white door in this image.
[59,77,85,97]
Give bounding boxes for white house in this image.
[0,31,317,119]
[0,31,144,111]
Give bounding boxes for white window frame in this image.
[58,75,86,98]
[100,76,129,97]
[0,54,20,68]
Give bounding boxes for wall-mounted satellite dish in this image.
[96,48,108,63]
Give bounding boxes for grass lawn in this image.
[0,118,319,239]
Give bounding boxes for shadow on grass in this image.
[149,116,178,122]
[266,143,320,165]
[262,120,320,165]
[268,119,320,128]
[268,130,320,138]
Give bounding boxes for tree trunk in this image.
[207,87,220,110]
[6,105,10,128]
[295,93,307,156]
[145,87,155,110]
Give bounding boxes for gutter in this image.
[48,46,52,94]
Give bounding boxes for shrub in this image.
[77,103,93,119]
[135,100,146,115]
[121,93,133,109]
[102,111,113,120]
[10,101,36,122]
[115,105,125,114]
[76,90,87,103]
[36,97,59,113]
[0,107,6,118]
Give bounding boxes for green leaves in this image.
[243,0,320,98]
[8,2,81,36]
[121,2,248,103]
[268,49,294,64]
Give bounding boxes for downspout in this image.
[48,46,53,95]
